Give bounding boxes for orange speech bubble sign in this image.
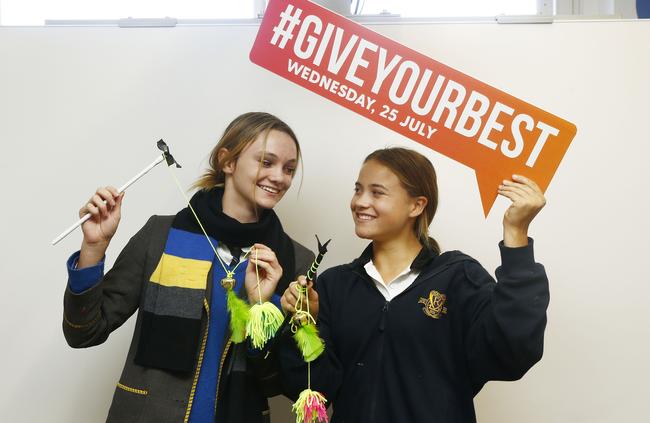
[250,0,577,216]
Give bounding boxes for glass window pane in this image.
[357,0,538,17]
[0,0,255,26]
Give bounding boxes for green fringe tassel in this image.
[293,322,325,362]
[247,302,284,349]
[227,289,251,343]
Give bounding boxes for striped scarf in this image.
[134,187,295,372]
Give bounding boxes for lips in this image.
[258,184,280,195]
[355,212,376,221]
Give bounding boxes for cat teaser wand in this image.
[51,140,180,245]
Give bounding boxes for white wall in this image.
[0,20,648,422]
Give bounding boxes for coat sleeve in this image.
[62,216,158,348]
[459,238,549,394]
[278,268,344,402]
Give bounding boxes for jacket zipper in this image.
[353,264,446,421]
[213,338,232,415]
[350,261,459,421]
[184,298,211,423]
[368,300,390,421]
[350,269,388,420]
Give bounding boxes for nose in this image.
[268,164,289,185]
[351,191,370,210]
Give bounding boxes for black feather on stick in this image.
[306,235,331,282]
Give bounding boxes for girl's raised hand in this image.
[497,175,546,247]
[80,186,123,245]
[280,276,319,320]
[245,243,284,304]
[78,186,123,268]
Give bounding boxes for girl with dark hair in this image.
[280,147,549,423]
[63,112,314,423]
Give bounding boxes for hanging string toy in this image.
[159,148,283,348]
[290,236,330,362]
[161,158,255,343]
[291,235,330,423]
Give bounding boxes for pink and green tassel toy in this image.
[292,389,328,423]
[291,236,331,423]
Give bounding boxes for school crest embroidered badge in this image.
[418,290,447,319]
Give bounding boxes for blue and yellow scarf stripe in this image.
[136,227,222,371]
[145,228,216,314]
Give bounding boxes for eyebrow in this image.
[355,182,389,190]
[255,152,297,164]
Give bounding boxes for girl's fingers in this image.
[281,296,295,313]
[86,202,99,216]
[251,250,283,277]
[502,179,534,196]
[252,243,274,254]
[285,293,296,307]
[96,187,116,207]
[289,283,300,301]
[499,184,529,199]
[115,192,124,209]
[252,250,275,263]
[86,203,102,222]
[308,288,318,301]
[107,186,120,198]
[251,248,278,263]
[512,174,542,193]
[91,194,109,217]
[501,180,545,207]
[250,259,275,276]
[251,245,279,265]
[497,187,525,203]
[80,186,123,220]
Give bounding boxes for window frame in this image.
[0,0,553,27]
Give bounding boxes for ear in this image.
[409,196,428,218]
[218,148,236,175]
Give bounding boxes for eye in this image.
[284,167,296,175]
[262,160,272,168]
[372,191,384,196]
[353,186,360,193]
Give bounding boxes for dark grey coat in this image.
[63,215,314,423]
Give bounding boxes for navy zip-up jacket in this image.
[279,239,549,423]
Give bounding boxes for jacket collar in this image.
[351,240,440,272]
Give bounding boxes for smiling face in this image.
[350,159,425,243]
[222,129,298,220]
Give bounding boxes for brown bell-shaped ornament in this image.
[221,276,236,290]
[292,312,309,327]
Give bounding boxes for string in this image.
[291,284,316,333]
[306,283,311,389]
[255,247,263,304]
[292,281,314,389]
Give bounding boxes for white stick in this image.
[51,154,166,246]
